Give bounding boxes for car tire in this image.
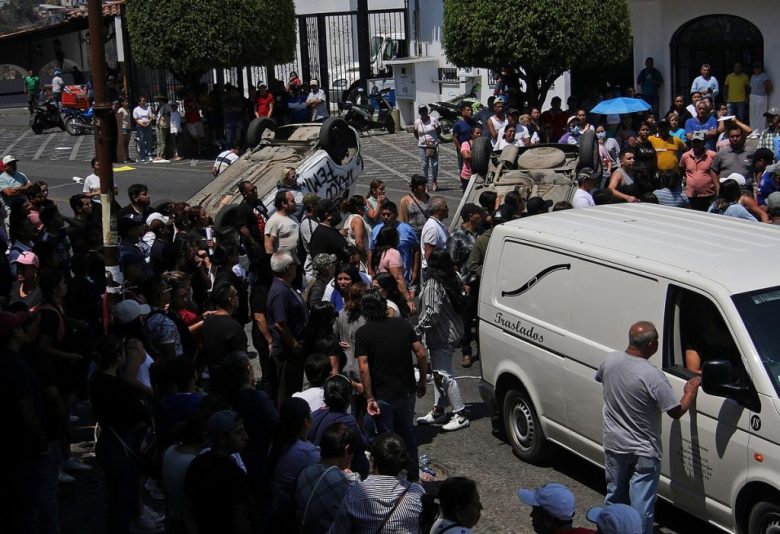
[246,118,276,148]
[577,129,602,174]
[438,118,454,143]
[502,388,551,464]
[319,117,351,162]
[748,501,780,534]
[471,136,493,176]
[64,117,77,136]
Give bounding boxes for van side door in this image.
[660,285,751,529]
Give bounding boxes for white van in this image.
[477,204,780,534]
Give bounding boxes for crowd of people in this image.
[4,58,779,534]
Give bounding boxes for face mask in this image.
[596,131,607,140]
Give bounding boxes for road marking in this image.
[190,158,198,166]
[33,132,57,160]
[69,135,85,160]
[1,129,30,157]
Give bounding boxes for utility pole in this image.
[87,0,119,306]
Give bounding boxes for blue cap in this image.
[586,504,642,534]
[517,483,575,521]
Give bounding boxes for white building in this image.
[630,0,777,112]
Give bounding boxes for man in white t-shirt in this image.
[51,70,64,107]
[306,80,329,122]
[264,190,300,254]
[82,157,101,201]
[572,168,600,208]
[420,196,449,282]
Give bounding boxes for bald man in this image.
[595,321,700,534]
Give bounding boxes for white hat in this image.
[146,212,169,225]
[720,172,746,186]
[2,155,18,165]
[113,299,151,324]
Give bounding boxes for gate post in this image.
[316,14,329,108]
[299,16,311,83]
[356,0,371,85]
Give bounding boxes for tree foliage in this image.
[126,0,296,87]
[442,0,632,106]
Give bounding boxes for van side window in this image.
[664,286,746,379]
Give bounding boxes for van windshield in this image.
[733,287,780,396]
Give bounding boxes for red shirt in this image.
[254,93,274,118]
[183,96,200,124]
[680,148,717,198]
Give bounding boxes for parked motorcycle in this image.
[342,86,395,134]
[61,106,94,136]
[29,99,65,134]
[428,83,482,143]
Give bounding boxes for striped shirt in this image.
[212,150,239,175]
[328,475,424,534]
[295,464,359,534]
[652,187,689,208]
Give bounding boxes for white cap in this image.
[720,172,746,186]
[2,155,18,165]
[113,299,151,324]
[146,212,169,225]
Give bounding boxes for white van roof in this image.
[499,204,780,295]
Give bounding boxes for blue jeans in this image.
[419,146,439,186]
[604,451,661,534]
[728,102,748,124]
[136,127,152,161]
[429,343,464,413]
[96,431,141,534]
[39,440,63,533]
[363,393,419,481]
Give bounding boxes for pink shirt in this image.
[680,149,717,198]
[377,248,403,274]
[460,140,472,180]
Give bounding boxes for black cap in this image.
[526,196,553,216]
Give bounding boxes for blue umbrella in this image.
[590,97,651,115]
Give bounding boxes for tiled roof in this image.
[67,0,125,20]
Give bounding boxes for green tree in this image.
[126,0,296,88]
[442,0,632,107]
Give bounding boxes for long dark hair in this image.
[374,272,410,318]
[372,225,400,272]
[714,179,741,213]
[427,249,466,313]
[331,263,361,294]
[344,282,367,323]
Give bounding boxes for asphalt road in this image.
[1,108,721,533]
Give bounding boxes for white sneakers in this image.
[417,410,448,425]
[442,413,470,432]
[416,410,470,431]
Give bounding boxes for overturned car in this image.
[189,117,363,236]
[450,130,601,231]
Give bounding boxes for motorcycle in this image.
[341,85,395,134]
[428,82,482,143]
[61,106,94,136]
[29,98,65,134]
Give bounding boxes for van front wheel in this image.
[502,389,551,464]
[748,501,780,534]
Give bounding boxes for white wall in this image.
[294,0,403,15]
[630,0,778,112]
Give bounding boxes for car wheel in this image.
[471,136,493,176]
[748,501,780,534]
[64,117,78,136]
[384,115,395,134]
[502,388,551,464]
[577,129,601,174]
[438,118,453,143]
[246,118,276,148]
[319,117,351,162]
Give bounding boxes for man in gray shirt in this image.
[711,126,756,187]
[595,321,700,534]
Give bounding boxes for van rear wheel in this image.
[502,389,551,464]
[748,501,780,534]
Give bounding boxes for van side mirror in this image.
[701,360,759,411]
